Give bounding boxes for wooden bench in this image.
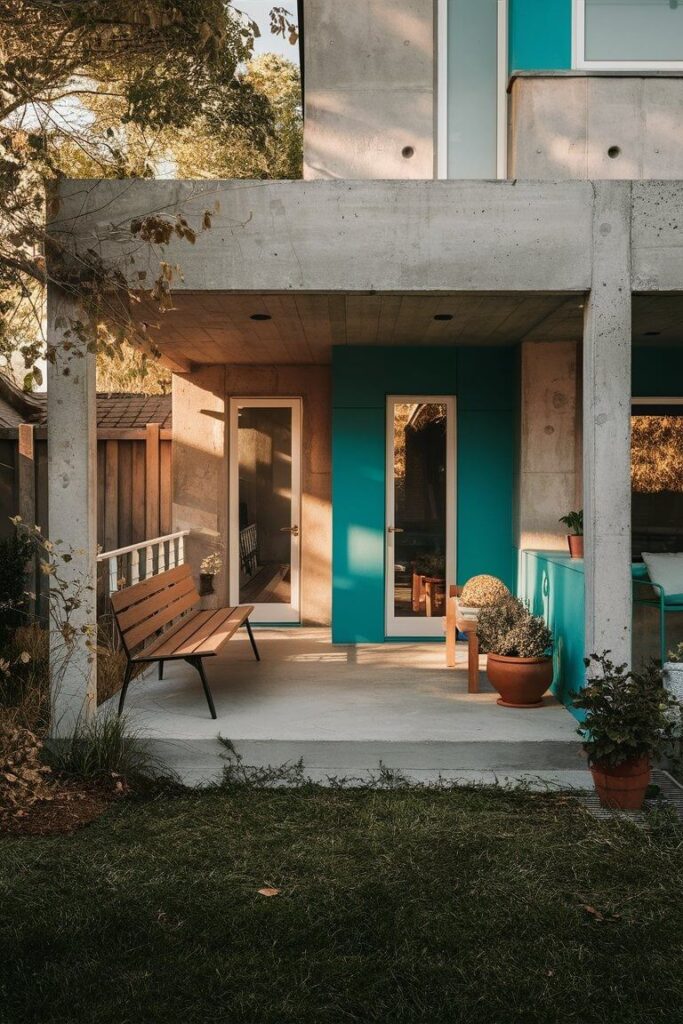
[111,563,259,720]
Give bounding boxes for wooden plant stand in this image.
[445,585,480,694]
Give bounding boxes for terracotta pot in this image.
[199,572,215,596]
[486,653,553,708]
[590,756,651,810]
[567,534,584,558]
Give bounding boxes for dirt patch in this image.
[0,777,122,837]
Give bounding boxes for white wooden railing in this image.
[97,530,190,598]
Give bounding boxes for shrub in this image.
[477,596,552,658]
[0,625,50,735]
[574,652,682,768]
[0,527,34,644]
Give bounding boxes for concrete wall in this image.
[173,365,332,626]
[303,0,436,179]
[172,366,227,601]
[517,341,581,552]
[510,75,683,179]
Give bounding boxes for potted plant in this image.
[477,596,553,708]
[199,552,223,596]
[559,509,583,558]
[574,653,680,810]
[457,574,510,619]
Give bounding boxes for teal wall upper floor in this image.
[509,0,572,72]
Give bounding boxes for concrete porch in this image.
[100,628,590,788]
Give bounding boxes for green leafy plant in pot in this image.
[477,596,553,708]
[559,509,583,559]
[574,653,681,810]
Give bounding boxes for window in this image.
[631,399,683,558]
[574,0,683,69]
[438,0,508,179]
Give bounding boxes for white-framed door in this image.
[385,396,456,638]
[229,397,302,623]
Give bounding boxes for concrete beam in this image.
[583,182,632,667]
[631,181,683,291]
[47,287,97,737]
[49,178,594,295]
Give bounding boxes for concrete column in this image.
[47,286,97,737]
[583,181,632,666]
[518,341,581,552]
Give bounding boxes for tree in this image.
[0,1,298,387]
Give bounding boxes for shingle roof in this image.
[0,375,172,431]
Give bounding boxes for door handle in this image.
[388,526,404,534]
[280,525,299,536]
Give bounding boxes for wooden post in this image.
[145,422,160,540]
[17,423,36,609]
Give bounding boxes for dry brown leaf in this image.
[257,886,281,898]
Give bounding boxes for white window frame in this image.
[228,396,302,624]
[436,0,509,180]
[384,395,457,639]
[573,0,683,71]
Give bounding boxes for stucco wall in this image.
[510,75,683,180]
[303,0,435,179]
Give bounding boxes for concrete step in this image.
[144,736,591,789]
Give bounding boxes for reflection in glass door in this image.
[229,398,301,623]
[385,397,456,637]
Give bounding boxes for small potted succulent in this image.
[477,596,553,708]
[575,653,681,810]
[559,509,583,559]
[199,552,223,596]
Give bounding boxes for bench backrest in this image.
[110,563,199,656]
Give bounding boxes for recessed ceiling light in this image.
[250,313,271,321]
[433,313,454,322]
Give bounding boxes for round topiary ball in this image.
[460,574,509,609]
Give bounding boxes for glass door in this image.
[229,398,301,623]
[385,396,456,638]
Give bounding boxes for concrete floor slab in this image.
[101,629,590,787]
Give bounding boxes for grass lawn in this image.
[1,783,682,1024]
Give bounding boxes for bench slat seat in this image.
[111,564,259,720]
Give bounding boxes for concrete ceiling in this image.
[134,290,683,370]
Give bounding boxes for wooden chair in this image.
[445,585,480,694]
[111,563,259,719]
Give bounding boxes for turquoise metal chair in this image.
[632,563,683,663]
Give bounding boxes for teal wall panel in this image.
[332,347,517,643]
[509,0,572,72]
[518,551,586,721]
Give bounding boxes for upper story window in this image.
[574,0,683,69]
[439,0,507,179]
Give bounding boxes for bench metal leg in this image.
[159,660,164,681]
[187,657,217,720]
[245,619,260,662]
[118,663,133,717]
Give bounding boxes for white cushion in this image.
[641,552,683,602]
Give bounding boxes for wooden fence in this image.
[0,424,172,605]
